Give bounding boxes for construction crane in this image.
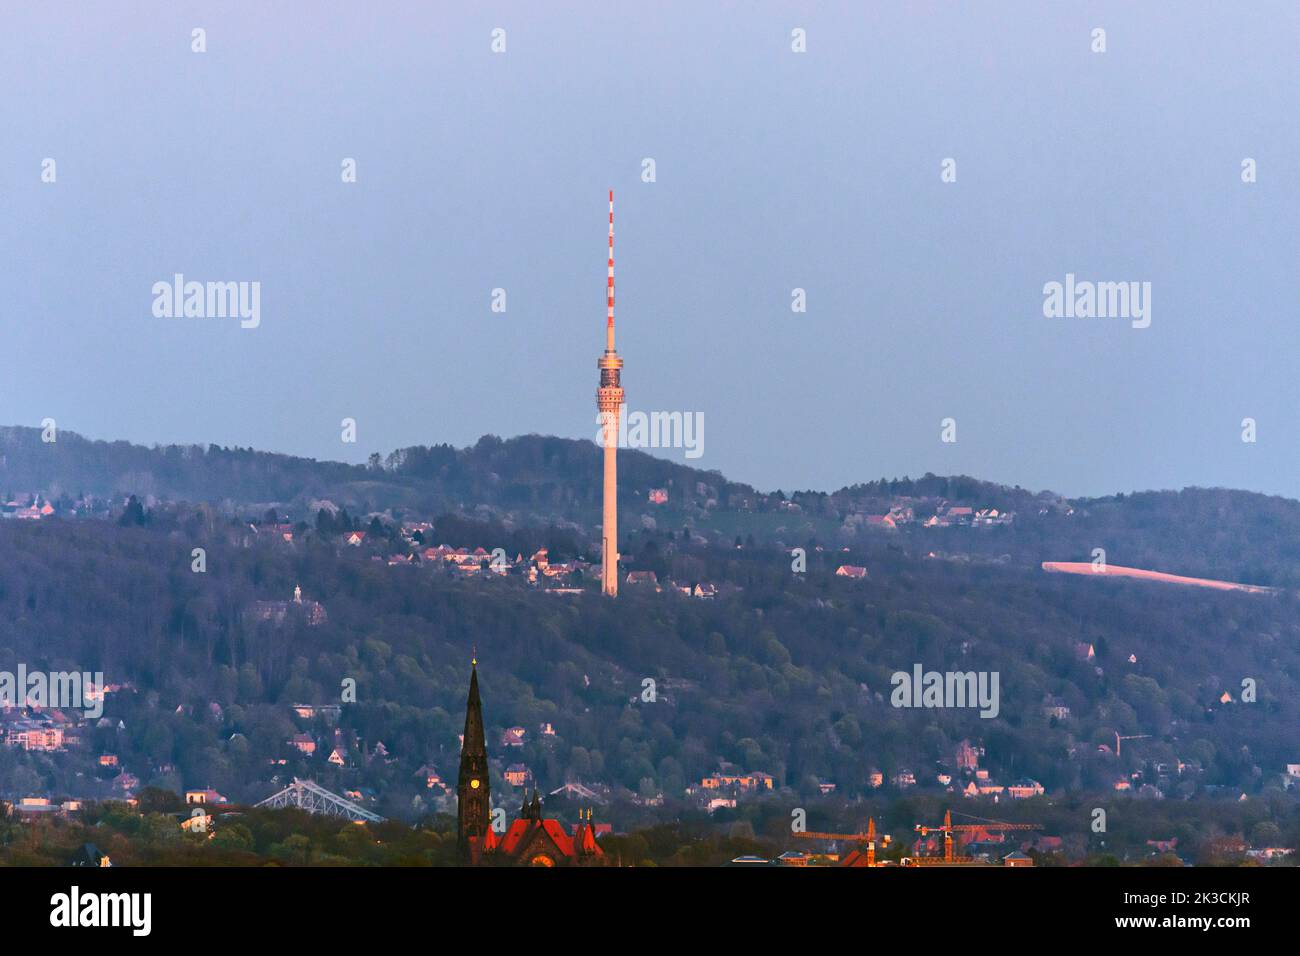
[793,817,891,866]
[911,809,1041,864]
[1115,732,1150,757]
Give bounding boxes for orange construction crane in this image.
[911,809,1041,864]
[793,817,891,866]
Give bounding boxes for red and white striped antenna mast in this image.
[606,189,616,351]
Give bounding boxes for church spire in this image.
[457,657,491,862]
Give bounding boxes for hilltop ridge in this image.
[5,424,1300,586]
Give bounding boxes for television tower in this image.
[596,190,624,596]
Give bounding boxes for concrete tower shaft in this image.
[597,190,623,597]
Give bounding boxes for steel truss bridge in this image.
[254,778,384,823]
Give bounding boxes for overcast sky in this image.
[2,2,1297,498]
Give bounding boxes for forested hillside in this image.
[1,426,1298,853]
[1,505,1297,820]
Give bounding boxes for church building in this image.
[457,659,605,866]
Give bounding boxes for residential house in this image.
[1007,779,1045,799]
[6,721,65,752]
[888,505,915,525]
[250,586,327,627]
[1042,696,1071,721]
[1245,847,1294,862]
[945,506,974,525]
[184,789,227,805]
[699,770,775,793]
[973,508,1014,527]
[414,765,446,791]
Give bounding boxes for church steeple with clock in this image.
[454,658,605,866]
[457,655,491,862]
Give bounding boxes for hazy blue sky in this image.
[2,2,1296,498]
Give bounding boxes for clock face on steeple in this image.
[470,779,480,789]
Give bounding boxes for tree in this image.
[137,786,184,814]
[118,495,147,527]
